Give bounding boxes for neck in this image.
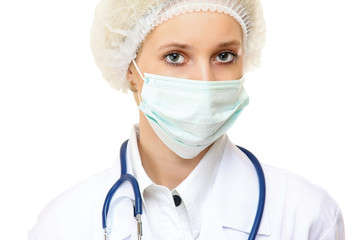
[137,112,210,190]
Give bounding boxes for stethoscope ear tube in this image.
[237,146,266,240]
[102,140,143,229]
[120,139,129,176]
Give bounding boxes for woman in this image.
[29,0,345,239]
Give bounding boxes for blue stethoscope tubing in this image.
[237,146,266,240]
[102,140,266,240]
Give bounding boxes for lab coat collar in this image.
[175,134,226,238]
[205,137,271,237]
[128,124,154,197]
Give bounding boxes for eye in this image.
[165,52,186,66]
[215,51,238,64]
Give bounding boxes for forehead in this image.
[143,12,244,48]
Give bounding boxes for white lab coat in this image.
[28,136,344,240]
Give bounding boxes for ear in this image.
[126,62,138,92]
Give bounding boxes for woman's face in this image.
[128,11,244,95]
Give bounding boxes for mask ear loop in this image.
[131,60,145,103]
[132,60,145,81]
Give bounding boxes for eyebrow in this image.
[158,42,193,51]
[218,40,242,47]
[158,40,242,51]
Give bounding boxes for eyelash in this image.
[163,51,239,67]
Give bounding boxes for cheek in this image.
[233,54,245,76]
[237,55,245,75]
[136,75,144,94]
[214,57,245,80]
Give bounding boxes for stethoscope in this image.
[102,140,266,240]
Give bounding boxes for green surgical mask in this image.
[133,60,249,159]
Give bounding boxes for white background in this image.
[0,0,359,238]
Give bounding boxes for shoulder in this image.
[263,164,339,210]
[28,168,114,240]
[222,138,344,239]
[262,164,345,239]
[225,138,341,219]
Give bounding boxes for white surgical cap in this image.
[90,0,266,92]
